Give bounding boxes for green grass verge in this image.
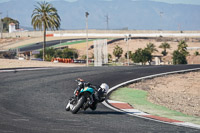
[15,38,114,50]
[15,39,95,50]
[51,39,95,48]
[110,88,200,125]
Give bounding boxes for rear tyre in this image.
[71,96,86,114]
[90,102,97,111]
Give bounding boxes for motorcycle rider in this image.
[66,78,109,112]
[73,78,109,105]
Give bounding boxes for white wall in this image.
[2,30,200,38]
[9,24,16,33]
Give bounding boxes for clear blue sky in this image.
[0,0,200,5]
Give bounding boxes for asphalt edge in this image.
[0,67,53,73]
[102,67,200,130]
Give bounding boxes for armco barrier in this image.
[46,34,54,37]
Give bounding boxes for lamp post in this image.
[85,12,89,67]
[125,34,131,66]
[0,12,2,39]
[59,28,61,45]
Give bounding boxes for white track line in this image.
[0,68,53,73]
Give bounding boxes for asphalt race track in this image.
[20,38,112,52]
[0,65,200,133]
[19,38,87,52]
[19,37,151,52]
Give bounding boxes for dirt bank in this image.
[128,71,200,117]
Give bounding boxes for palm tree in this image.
[31,1,61,61]
[159,42,171,56]
[113,45,123,61]
[145,43,158,54]
[178,40,189,56]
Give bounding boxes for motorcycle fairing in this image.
[80,87,94,94]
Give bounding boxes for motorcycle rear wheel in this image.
[71,96,86,114]
[90,102,97,111]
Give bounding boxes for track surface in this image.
[0,65,200,133]
[19,38,87,52]
[19,37,154,52]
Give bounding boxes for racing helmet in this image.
[100,83,109,93]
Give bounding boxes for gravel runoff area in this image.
[128,71,200,117]
[0,59,84,69]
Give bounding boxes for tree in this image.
[31,1,61,61]
[159,42,171,56]
[194,51,199,56]
[1,17,19,32]
[132,48,152,65]
[62,48,78,59]
[36,47,56,61]
[45,47,56,61]
[132,48,143,63]
[173,50,187,64]
[178,40,189,56]
[55,49,63,58]
[108,54,112,62]
[145,43,158,54]
[113,45,123,61]
[172,40,189,65]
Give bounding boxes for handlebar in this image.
[75,78,97,90]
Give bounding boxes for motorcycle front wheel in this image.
[65,100,71,111]
[71,96,86,114]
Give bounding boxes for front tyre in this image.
[71,96,86,114]
[65,101,71,111]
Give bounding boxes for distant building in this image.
[9,23,16,33]
[9,23,26,33]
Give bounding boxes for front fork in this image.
[74,88,94,104]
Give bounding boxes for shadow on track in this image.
[81,111,124,115]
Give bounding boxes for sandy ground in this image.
[1,36,200,64]
[0,59,84,68]
[0,36,87,50]
[128,71,200,117]
[106,38,200,64]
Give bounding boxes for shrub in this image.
[172,50,187,64]
[36,47,79,61]
[194,51,199,56]
[113,45,123,61]
[132,48,152,65]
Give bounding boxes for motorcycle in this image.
[66,79,106,114]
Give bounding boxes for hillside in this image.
[0,0,200,30]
